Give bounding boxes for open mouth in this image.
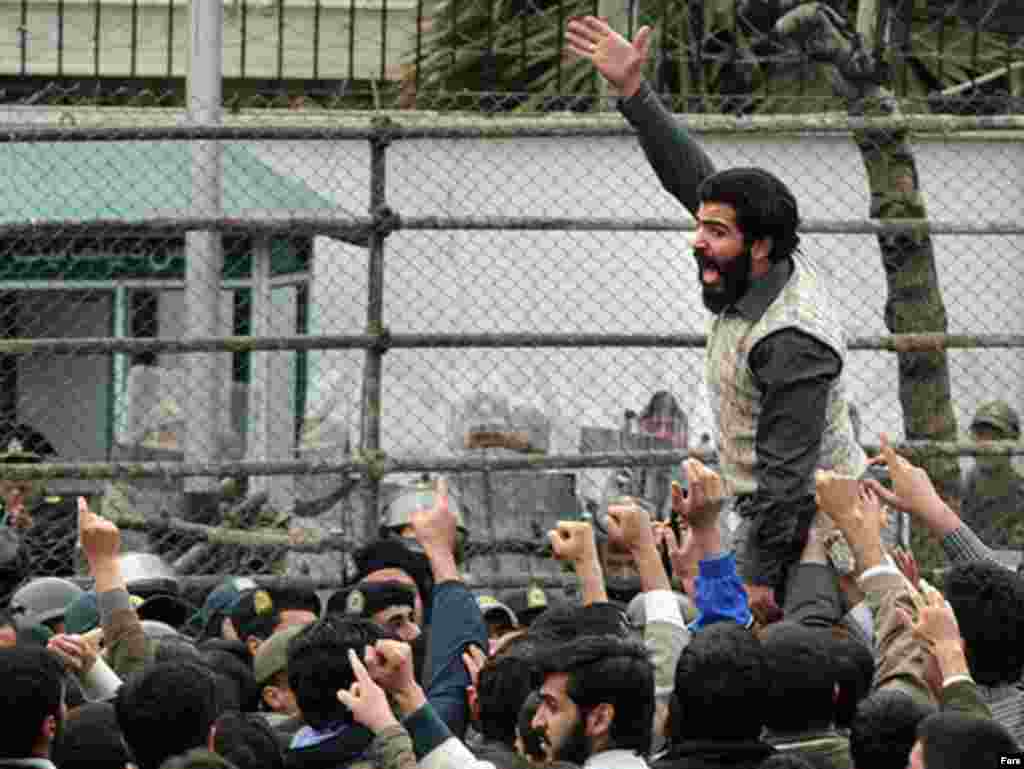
[701,264,722,286]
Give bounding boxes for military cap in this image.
[330,580,416,620]
[500,583,566,627]
[0,422,56,462]
[351,538,434,612]
[188,576,258,637]
[253,622,309,685]
[476,594,518,627]
[971,401,1020,439]
[0,437,41,463]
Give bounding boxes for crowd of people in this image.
[1,437,1022,769]
[2,13,1023,769]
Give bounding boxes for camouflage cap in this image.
[971,401,1021,438]
[0,436,42,464]
[0,423,57,463]
[253,622,308,685]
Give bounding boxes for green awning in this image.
[0,141,341,280]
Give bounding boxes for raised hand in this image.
[78,496,121,566]
[606,498,656,554]
[410,477,456,554]
[548,520,600,567]
[565,16,651,98]
[864,434,946,519]
[337,648,399,733]
[364,639,419,701]
[78,496,127,592]
[813,472,885,574]
[672,459,725,530]
[908,588,961,647]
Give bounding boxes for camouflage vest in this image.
[705,254,866,497]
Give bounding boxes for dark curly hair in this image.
[761,622,838,733]
[918,711,1017,769]
[943,561,1024,686]
[830,634,876,729]
[537,634,654,757]
[698,167,801,262]
[850,689,936,769]
[670,621,767,743]
[287,615,387,730]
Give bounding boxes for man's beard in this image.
[550,715,592,765]
[695,245,752,314]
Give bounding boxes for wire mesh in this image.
[0,0,1022,610]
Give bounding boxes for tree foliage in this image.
[409,0,1024,113]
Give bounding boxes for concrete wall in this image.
[0,102,1019,503]
[250,128,1024,498]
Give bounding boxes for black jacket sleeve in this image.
[741,328,842,589]
[618,80,717,217]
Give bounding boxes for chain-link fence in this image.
[1,0,1022,113]
[0,0,1022,609]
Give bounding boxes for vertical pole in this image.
[112,285,128,452]
[57,0,65,76]
[359,119,390,545]
[166,0,174,77]
[185,0,224,499]
[248,238,272,502]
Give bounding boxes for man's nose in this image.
[407,622,421,642]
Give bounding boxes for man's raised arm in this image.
[566,16,716,215]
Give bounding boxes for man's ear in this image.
[262,685,277,711]
[246,636,262,658]
[585,703,615,739]
[41,713,59,742]
[750,236,773,271]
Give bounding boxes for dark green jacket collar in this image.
[730,258,793,322]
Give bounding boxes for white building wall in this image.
[253,128,1023,500]
[0,100,1019,495]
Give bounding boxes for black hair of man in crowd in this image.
[915,711,1017,769]
[201,647,262,714]
[286,616,388,731]
[756,754,818,769]
[760,622,838,733]
[668,621,769,744]
[0,646,67,760]
[114,660,220,769]
[535,633,655,760]
[212,710,284,769]
[942,561,1024,687]
[849,689,936,769]
[52,702,132,769]
[475,637,541,749]
[829,634,876,730]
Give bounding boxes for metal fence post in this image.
[359,116,394,546]
[185,0,224,500]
